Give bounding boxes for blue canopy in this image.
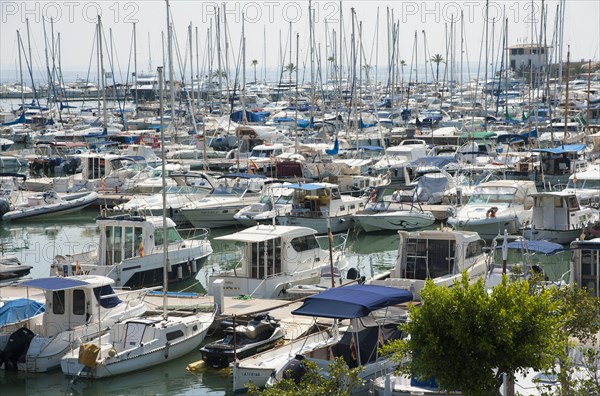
[496,240,564,255]
[291,284,413,319]
[286,183,324,191]
[20,277,89,291]
[0,298,45,327]
[533,144,586,154]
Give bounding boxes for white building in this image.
[508,44,551,72]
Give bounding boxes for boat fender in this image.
[164,342,170,359]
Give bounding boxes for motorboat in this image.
[234,183,294,227]
[447,180,537,240]
[2,190,98,222]
[60,294,216,379]
[233,284,412,394]
[0,256,32,283]
[522,192,596,244]
[368,228,488,301]
[180,174,267,228]
[486,232,568,289]
[353,190,436,233]
[50,214,213,289]
[0,275,148,372]
[208,224,348,299]
[114,171,216,226]
[276,182,366,234]
[199,313,283,369]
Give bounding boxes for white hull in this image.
[354,211,436,233]
[233,329,334,392]
[522,227,584,244]
[448,216,520,240]
[61,311,214,378]
[277,214,354,234]
[182,205,251,228]
[2,191,98,221]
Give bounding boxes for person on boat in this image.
[486,207,498,218]
[391,189,401,202]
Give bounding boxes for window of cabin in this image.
[135,227,144,256]
[73,289,86,315]
[290,235,320,252]
[53,290,65,314]
[568,196,579,210]
[166,330,184,341]
[250,239,282,278]
[465,241,483,259]
[124,226,135,259]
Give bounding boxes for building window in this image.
[541,48,545,54]
[518,48,524,55]
[511,49,518,55]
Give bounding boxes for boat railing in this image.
[178,227,210,241]
[316,230,349,256]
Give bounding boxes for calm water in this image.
[0,208,399,396]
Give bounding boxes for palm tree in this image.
[430,54,445,85]
[362,64,373,84]
[328,56,336,79]
[283,63,297,81]
[251,60,258,83]
[572,64,585,79]
[212,69,227,79]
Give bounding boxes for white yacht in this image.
[276,182,366,234]
[448,180,537,240]
[50,214,213,289]
[522,192,596,244]
[0,275,147,372]
[208,224,348,299]
[368,228,488,300]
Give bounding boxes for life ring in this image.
[486,207,498,218]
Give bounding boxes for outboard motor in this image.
[281,355,307,383]
[0,327,35,370]
[0,198,11,218]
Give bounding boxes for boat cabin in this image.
[20,276,123,337]
[371,230,487,300]
[530,192,592,231]
[570,239,600,297]
[210,225,326,298]
[533,144,588,177]
[288,183,343,218]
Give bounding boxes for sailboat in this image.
[60,64,216,379]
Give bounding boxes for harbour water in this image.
[0,208,399,396]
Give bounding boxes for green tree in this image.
[430,54,445,85]
[251,59,258,83]
[283,63,297,81]
[572,64,585,79]
[212,69,227,79]
[248,357,364,396]
[382,274,565,396]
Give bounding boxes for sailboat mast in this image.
[166,0,175,127]
[98,16,107,132]
[133,22,138,106]
[158,65,169,320]
[17,30,24,112]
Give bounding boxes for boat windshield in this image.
[275,194,293,204]
[164,185,206,194]
[566,179,600,189]
[468,187,516,205]
[153,226,183,245]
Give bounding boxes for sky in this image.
[1,0,598,84]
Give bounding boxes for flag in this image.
[378,329,385,348]
[138,240,145,257]
[349,335,357,361]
